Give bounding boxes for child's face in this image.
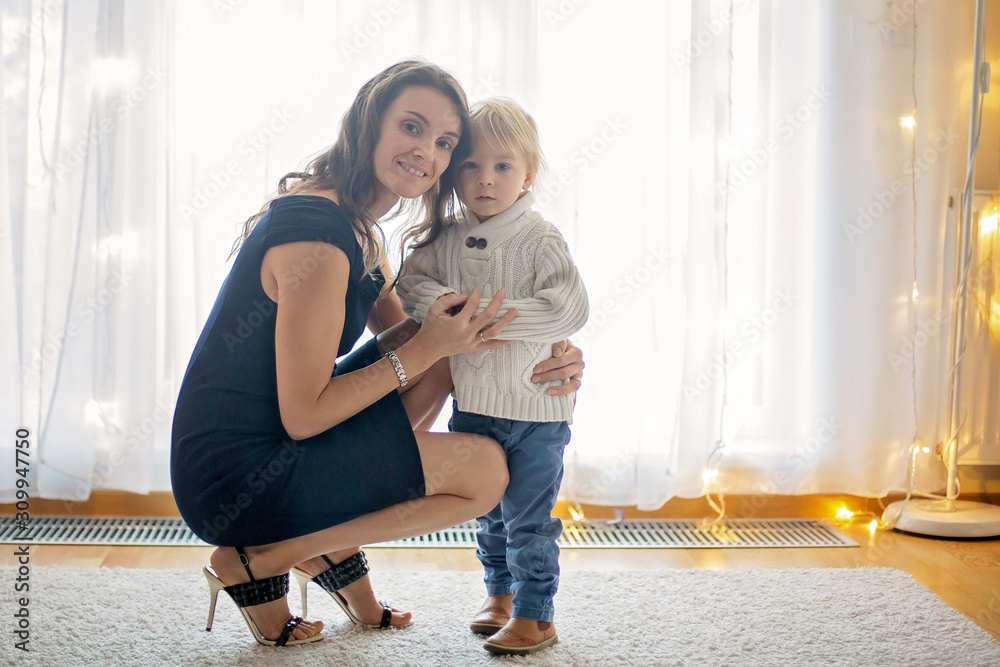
[456,132,532,222]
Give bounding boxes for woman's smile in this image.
[398,160,428,178]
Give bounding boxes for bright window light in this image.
[90,57,139,94]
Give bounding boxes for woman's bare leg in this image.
[269,345,459,627]
[268,429,505,563]
[210,429,507,631]
[399,357,454,431]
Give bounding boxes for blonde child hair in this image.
[468,97,547,185]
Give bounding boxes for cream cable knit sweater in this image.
[397,191,589,423]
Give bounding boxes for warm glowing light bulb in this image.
[568,506,585,521]
[921,446,930,454]
[912,285,919,300]
[703,468,720,484]
[981,213,999,237]
[836,506,854,521]
[868,519,879,532]
[900,115,916,130]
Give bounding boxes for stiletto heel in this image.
[291,550,408,630]
[203,547,324,647]
[292,567,311,618]
[204,567,225,631]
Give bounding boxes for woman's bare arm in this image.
[267,240,511,440]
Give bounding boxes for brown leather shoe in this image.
[469,610,509,634]
[482,623,558,656]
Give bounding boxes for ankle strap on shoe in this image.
[236,547,255,581]
[314,551,369,593]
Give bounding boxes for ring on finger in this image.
[479,332,488,344]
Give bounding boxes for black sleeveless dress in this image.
[170,195,424,546]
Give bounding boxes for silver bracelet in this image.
[385,350,408,387]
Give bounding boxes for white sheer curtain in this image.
[2,0,177,501]
[1,0,973,506]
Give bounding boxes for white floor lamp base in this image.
[882,499,1000,538]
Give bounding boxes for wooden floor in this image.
[3,522,999,642]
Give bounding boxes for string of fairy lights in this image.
[845,3,993,531]
[567,2,991,531]
[876,1,927,532]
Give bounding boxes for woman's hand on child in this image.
[418,287,516,358]
[532,340,584,395]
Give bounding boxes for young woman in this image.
[170,61,585,647]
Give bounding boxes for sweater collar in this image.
[458,191,537,244]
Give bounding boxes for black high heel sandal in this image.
[203,547,324,647]
[291,550,408,629]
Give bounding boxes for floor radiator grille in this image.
[0,516,857,548]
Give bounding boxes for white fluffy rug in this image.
[2,566,998,666]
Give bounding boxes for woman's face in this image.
[371,85,463,214]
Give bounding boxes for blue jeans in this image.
[449,403,570,622]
